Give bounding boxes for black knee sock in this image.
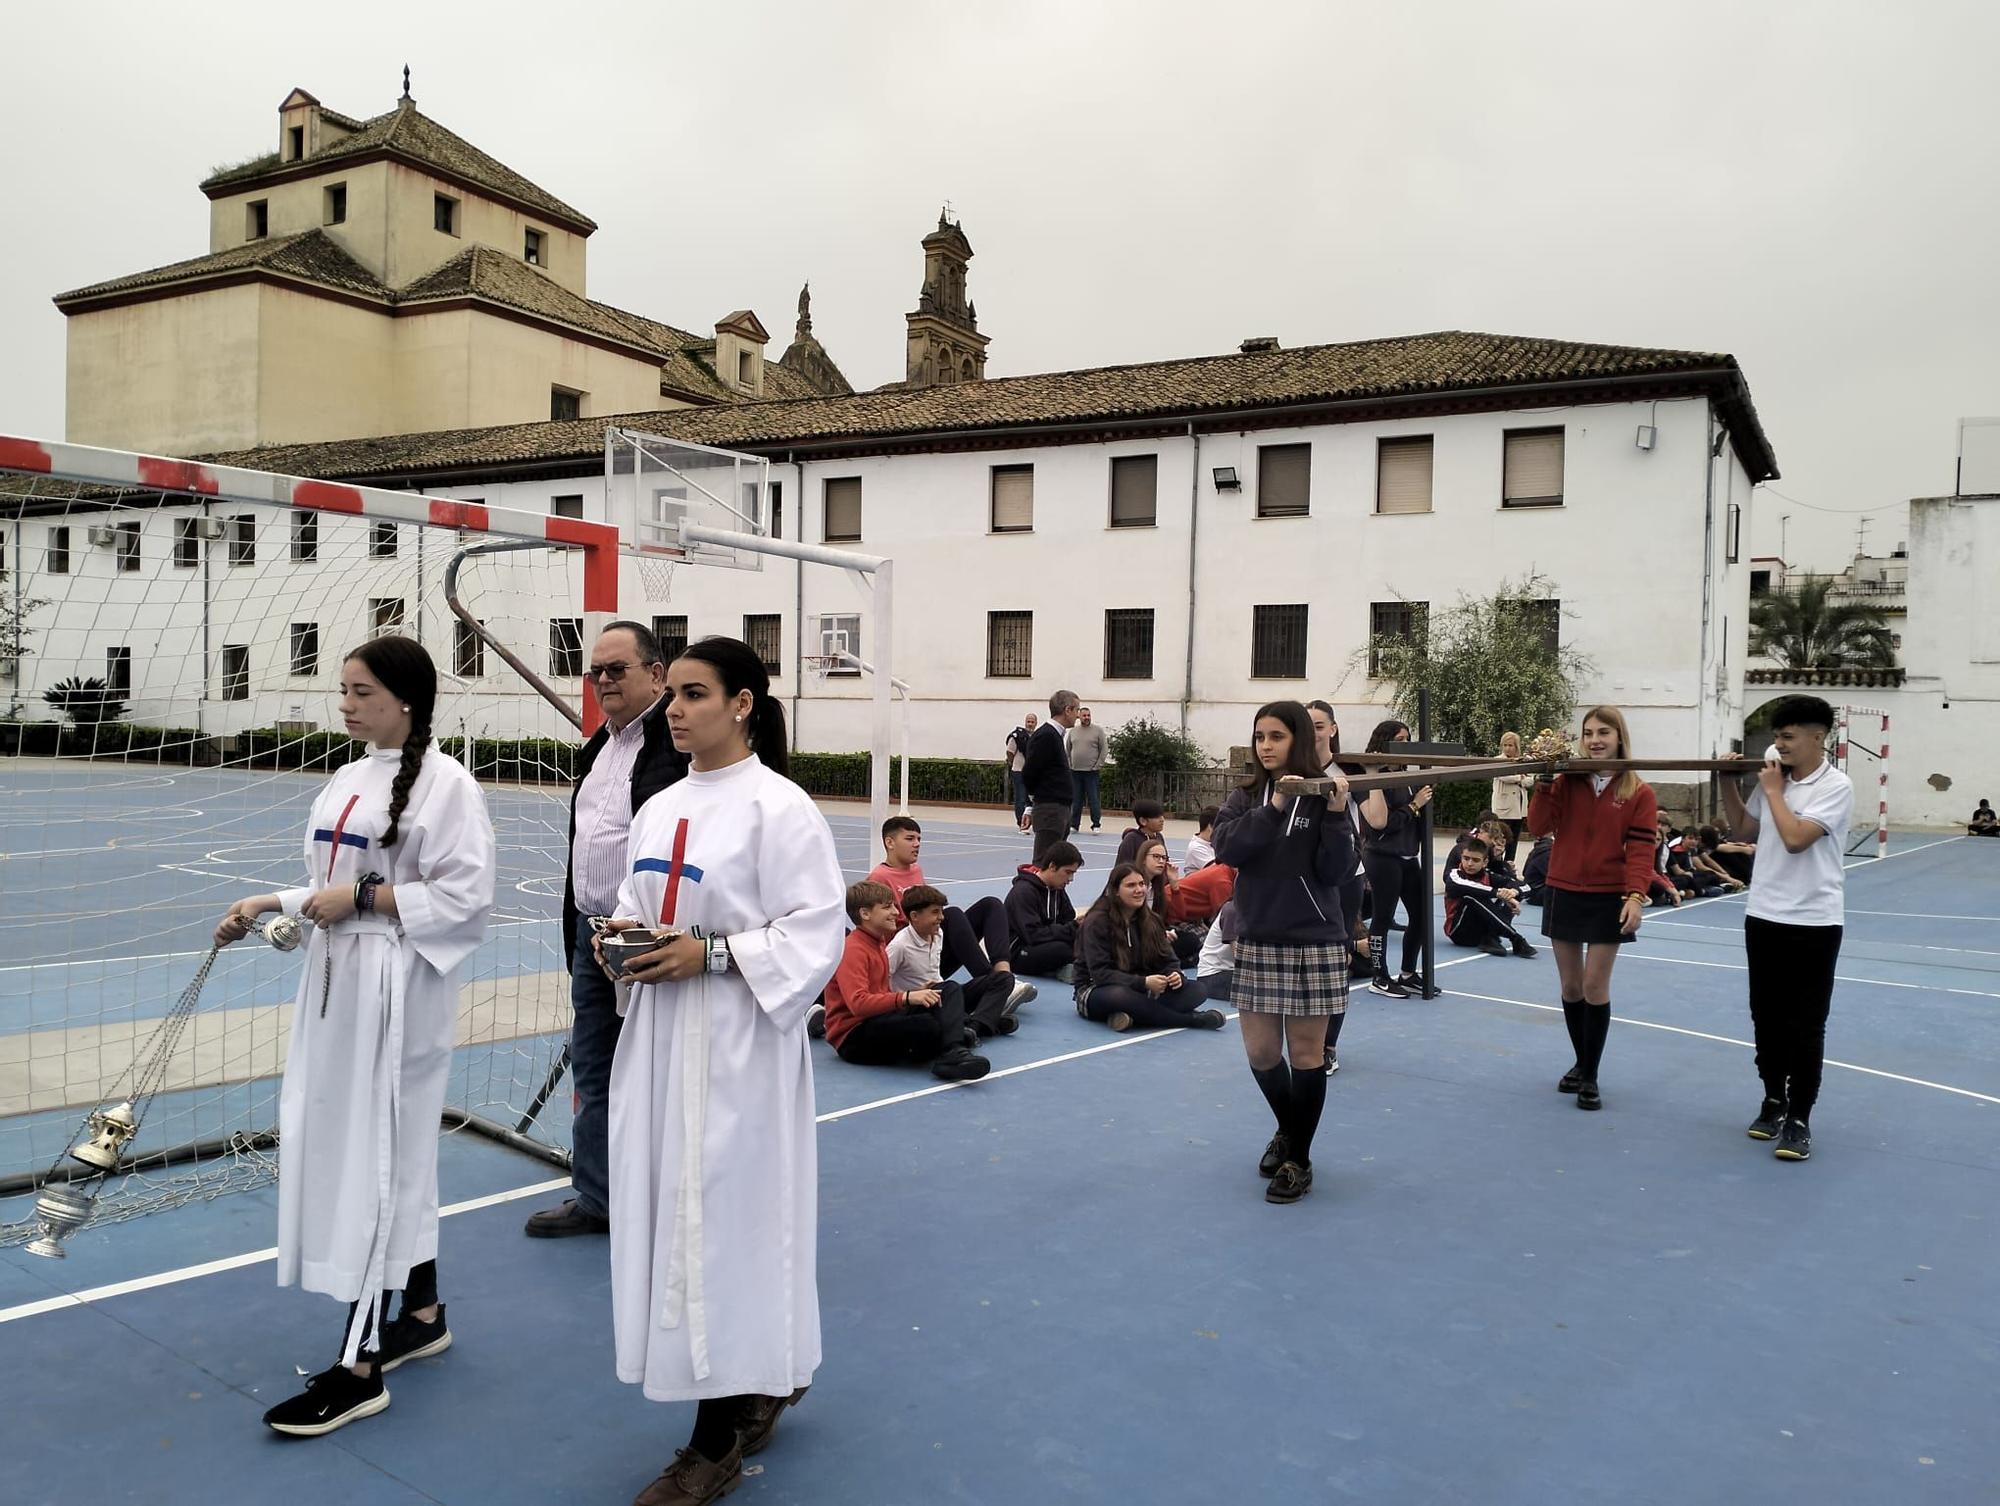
[1251,1062,1292,1129]
[400,1258,439,1316]
[689,1395,747,1462]
[1287,1068,1328,1167]
[1580,1002,1611,1081]
[1561,998,1587,1065]
[1324,1012,1345,1049]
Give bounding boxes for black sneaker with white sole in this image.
[377,1304,451,1373]
[1773,1118,1812,1161]
[1323,1046,1340,1076]
[805,1002,827,1039]
[1370,975,1411,999]
[1746,1098,1786,1141]
[263,1363,389,1437]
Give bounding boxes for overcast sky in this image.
[4,0,1996,570]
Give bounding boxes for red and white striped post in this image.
[1875,712,1890,861]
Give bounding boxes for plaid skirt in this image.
[1232,939,1349,1018]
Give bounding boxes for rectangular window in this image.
[1500,598,1562,658]
[228,514,256,566]
[47,525,71,574]
[550,387,581,422]
[1109,454,1158,528]
[324,183,347,225]
[987,611,1033,678]
[737,350,754,386]
[551,494,584,519]
[434,194,458,235]
[220,644,250,701]
[1376,435,1435,515]
[651,615,689,664]
[1503,427,1565,507]
[247,200,268,240]
[291,510,319,562]
[1104,608,1156,680]
[768,482,783,540]
[106,646,132,694]
[741,482,763,532]
[1368,600,1428,677]
[549,617,584,677]
[1256,443,1311,518]
[369,520,397,558]
[288,124,305,161]
[823,477,862,543]
[174,518,199,568]
[370,597,405,637]
[818,614,861,675]
[115,521,141,573]
[288,622,319,678]
[453,618,486,679]
[990,465,1034,533]
[1251,604,1310,679]
[524,228,545,266]
[1726,502,1742,564]
[743,614,782,676]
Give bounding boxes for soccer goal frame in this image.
[1834,704,1890,860]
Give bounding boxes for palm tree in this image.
[1749,578,1896,668]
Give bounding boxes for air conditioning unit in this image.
[87,525,118,546]
[196,517,227,540]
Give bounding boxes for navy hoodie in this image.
[1211,779,1353,945]
[1004,868,1077,951]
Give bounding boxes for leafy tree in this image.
[43,676,128,727]
[1749,577,1896,669]
[1351,573,1593,756]
[1,556,51,695]
[1105,713,1208,806]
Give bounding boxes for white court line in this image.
[1616,950,2000,1001]
[1441,985,2000,1108]
[1642,917,2000,963]
[1845,909,2000,922]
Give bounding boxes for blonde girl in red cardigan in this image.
[1525,706,1659,1111]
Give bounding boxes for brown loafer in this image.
[634,1444,743,1506]
[736,1385,808,1457]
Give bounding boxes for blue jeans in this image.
[1010,770,1029,824]
[1069,770,1101,830]
[567,912,623,1219]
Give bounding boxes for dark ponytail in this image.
[344,635,438,846]
[675,635,790,778]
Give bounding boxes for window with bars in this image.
[1251,604,1310,679]
[550,618,584,677]
[743,614,782,675]
[1368,600,1428,676]
[1104,608,1156,679]
[453,618,486,679]
[823,477,862,542]
[369,520,397,558]
[220,644,250,701]
[115,521,141,572]
[524,228,545,266]
[289,622,319,677]
[1376,436,1434,515]
[1500,598,1562,658]
[1502,428,1565,507]
[106,646,132,694]
[173,518,199,568]
[652,615,689,664]
[370,597,406,637]
[550,387,581,422]
[1257,443,1311,518]
[227,514,256,566]
[1110,454,1158,527]
[46,526,71,574]
[990,465,1034,532]
[291,510,318,562]
[986,611,1033,678]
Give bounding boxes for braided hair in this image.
[674,635,789,777]
[344,635,437,846]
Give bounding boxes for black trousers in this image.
[1083,981,1207,1029]
[836,989,972,1065]
[1445,894,1523,947]
[1503,818,1525,864]
[1744,914,1842,1119]
[1031,801,1073,864]
[1362,850,1427,975]
[941,897,1011,979]
[1011,937,1074,975]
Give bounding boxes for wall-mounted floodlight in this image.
[1212,466,1241,491]
[1635,425,1657,450]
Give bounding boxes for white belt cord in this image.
[339,936,405,1368]
[659,975,712,1381]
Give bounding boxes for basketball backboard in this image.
[605,426,768,570]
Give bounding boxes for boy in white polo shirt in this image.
[1719,696,1854,1163]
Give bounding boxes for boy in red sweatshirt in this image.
[866,816,1030,1010]
[823,881,989,1081]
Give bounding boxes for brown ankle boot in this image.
[633,1443,743,1506]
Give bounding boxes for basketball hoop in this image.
[803,654,841,683]
[637,552,677,603]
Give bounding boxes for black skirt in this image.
[1539,887,1631,945]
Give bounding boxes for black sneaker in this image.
[1746,1098,1786,1141]
[1265,1161,1314,1204]
[1557,1066,1582,1094]
[1370,975,1411,999]
[993,1014,1021,1036]
[377,1303,451,1373]
[1480,940,1508,956]
[930,1048,991,1082]
[1258,1132,1290,1179]
[1575,1081,1602,1111]
[1323,1046,1340,1076]
[1510,937,1538,958]
[1396,971,1424,991]
[263,1363,389,1436]
[1773,1118,1812,1161]
[805,1002,827,1040]
[1186,1008,1226,1029]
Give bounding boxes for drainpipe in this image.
[791,452,805,738]
[1698,405,1718,770]
[7,517,21,717]
[1181,423,1200,736]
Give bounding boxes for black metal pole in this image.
[1418,688,1438,999]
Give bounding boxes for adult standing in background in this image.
[1005,713,1039,833]
[1065,705,1108,834]
[1023,690,1081,864]
[524,621,687,1240]
[1490,731,1535,863]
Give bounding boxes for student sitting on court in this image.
[1968,799,1997,837]
[1194,898,1238,1006]
[1693,825,1752,890]
[891,885,1021,1038]
[1115,799,1168,866]
[1521,833,1555,905]
[867,814,1034,1012]
[1184,806,1220,871]
[1072,863,1225,1033]
[824,881,990,1081]
[1442,837,1538,957]
[1003,842,1083,978]
[1660,828,1719,896]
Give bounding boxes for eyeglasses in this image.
[585,662,643,681]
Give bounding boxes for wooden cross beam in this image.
[1300,754,1766,796]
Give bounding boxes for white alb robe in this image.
[272,745,495,1360]
[606,755,846,1402]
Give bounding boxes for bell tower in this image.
[904,209,988,388]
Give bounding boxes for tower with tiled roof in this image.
[904,210,988,389]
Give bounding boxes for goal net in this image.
[0,437,618,1239]
[1834,706,1890,860]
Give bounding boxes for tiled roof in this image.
[199,330,1780,482]
[55,230,390,305]
[200,99,595,232]
[1743,666,1904,688]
